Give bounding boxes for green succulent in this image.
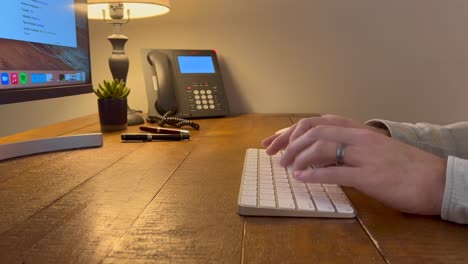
[93,79,130,99]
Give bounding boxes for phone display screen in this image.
[177,56,215,74]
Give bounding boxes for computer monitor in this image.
[0,1,102,161]
[0,0,92,105]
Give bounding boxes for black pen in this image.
[139,126,190,136]
[121,133,190,142]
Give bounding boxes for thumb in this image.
[293,166,359,187]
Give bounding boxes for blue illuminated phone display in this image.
[177,56,215,74]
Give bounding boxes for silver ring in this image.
[336,143,346,166]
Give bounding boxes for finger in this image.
[262,126,294,146]
[265,124,297,155]
[289,117,326,142]
[289,115,352,142]
[282,125,340,167]
[282,125,368,168]
[301,125,370,146]
[289,140,338,171]
[261,133,280,148]
[281,128,321,167]
[292,166,360,187]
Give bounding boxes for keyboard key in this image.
[259,199,276,208]
[242,190,257,197]
[333,200,354,214]
[312,196,335,212]
[297,199,316,211]
[277,193,293,199]
[242,185,257,191]
[278,199,295,209]
[241,196,257,206]
[260,193,275,201]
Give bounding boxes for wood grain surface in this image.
[0,114,466,263]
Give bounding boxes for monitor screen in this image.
[177,56,216,74]
[0,0,92,104]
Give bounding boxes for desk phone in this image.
[141,49,230,119]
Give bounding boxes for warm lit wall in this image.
[1,0,468,137]
[90,0,468,124]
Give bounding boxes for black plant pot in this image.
[97,98,128,132]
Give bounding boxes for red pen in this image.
[139,126,190,136]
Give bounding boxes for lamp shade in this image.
[87,0,171,19]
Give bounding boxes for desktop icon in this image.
[45,73,53,82]
[19,72,28,84]
[31,73,46,84]
[10,73,18,84]
[1,73,9,85]
[39,73,46,83]
[31,74,39,84]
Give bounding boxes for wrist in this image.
[365,120,391,137]
[368,126,390,137]
[431,157,447,215]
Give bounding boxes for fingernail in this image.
[293,171,304,181]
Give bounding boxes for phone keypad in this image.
[189,88,218,111]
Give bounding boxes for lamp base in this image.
[127,108,145,126]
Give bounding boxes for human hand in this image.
[262,115,389,155]
[281,125,446,215]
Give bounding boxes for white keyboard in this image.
[237,148,356,218]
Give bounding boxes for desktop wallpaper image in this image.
[0,10,90,73]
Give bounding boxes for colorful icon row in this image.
[1,72,86,86]
[1,72,25,85]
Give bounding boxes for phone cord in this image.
[146,111,200,130]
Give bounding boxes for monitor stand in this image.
[0,133,103,161]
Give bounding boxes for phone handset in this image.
[147,50,177,115]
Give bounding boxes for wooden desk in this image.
[0,114,467,263]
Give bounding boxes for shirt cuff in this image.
[441,156,468,224]
[366,119,419,144]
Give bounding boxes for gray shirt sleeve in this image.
[366,119,468,159]
[365,119,468,224]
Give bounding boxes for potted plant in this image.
[93,79,130,132]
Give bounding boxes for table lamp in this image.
[87,0,171,125]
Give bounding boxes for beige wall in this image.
[2,0,468,137]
